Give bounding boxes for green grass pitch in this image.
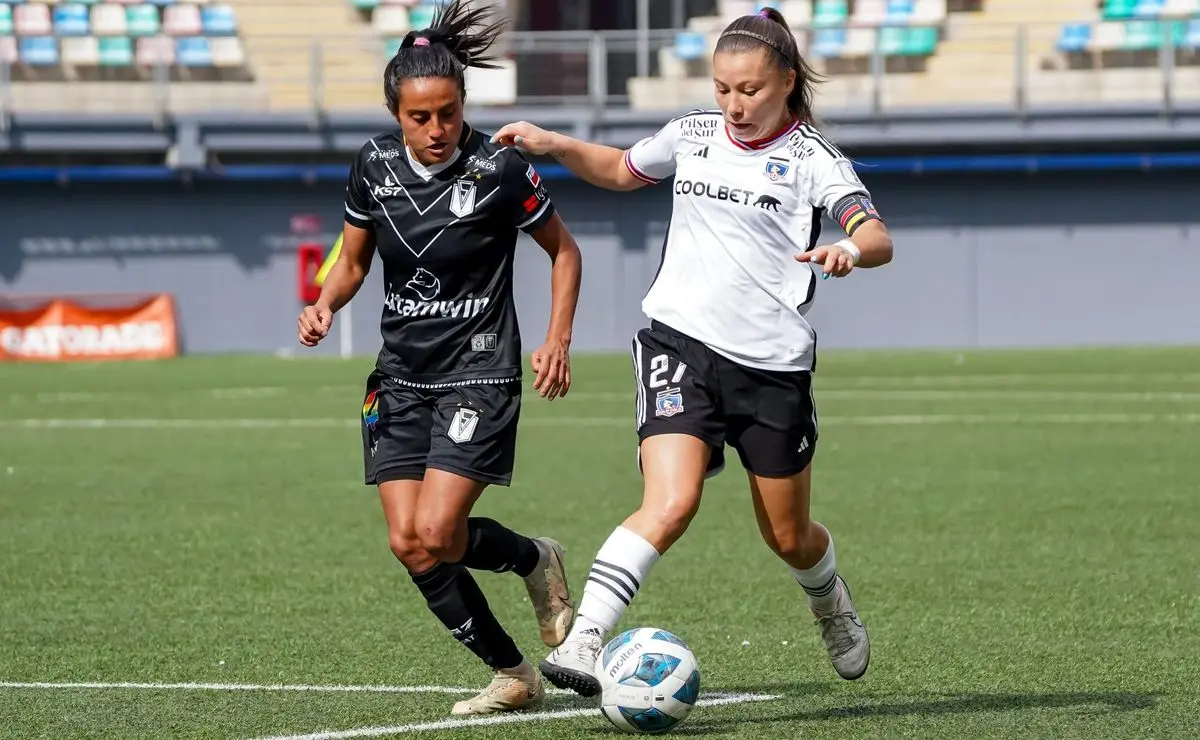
[2,347,1198,739]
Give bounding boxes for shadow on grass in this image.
[586,689,1159,735]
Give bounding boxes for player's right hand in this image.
[490,122,558,156]
[298,304,333,347]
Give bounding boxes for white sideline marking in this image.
[3,412,1200,431]
[250,692,780,740]
[0,681,568,695]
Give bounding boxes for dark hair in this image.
[714,8,821,123]
[383,0,506,115]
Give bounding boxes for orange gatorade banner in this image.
[0,294,179,362]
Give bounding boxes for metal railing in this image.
[1,24,1198,120]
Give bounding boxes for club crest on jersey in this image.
[526,163,542,188]
[655,388,684,417]
[765,159,790,183]
[449,179,477,218]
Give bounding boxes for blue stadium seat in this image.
[201,5,236,35]
[1057,23,1092,51]
[812,27,846,56]
[1133,0,1166,17]
[176,35,211,65]
[53,4,91,36]
[19,35,58,64]
[887,0,916,22]
[673,31,706,60]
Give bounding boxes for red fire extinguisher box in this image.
[296,244,324,304]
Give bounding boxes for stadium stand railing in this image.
[1,0,1198,119]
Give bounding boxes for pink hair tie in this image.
[758,8,772,15]
[414,37,431,46]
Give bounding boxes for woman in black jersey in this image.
[297,0,583,717]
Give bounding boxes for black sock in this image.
[409,562,524,670]
[458,517,541,578]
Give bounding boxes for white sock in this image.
[789,530,840,614]
[568,526,660,641]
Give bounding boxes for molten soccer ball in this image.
[598,627,700,734]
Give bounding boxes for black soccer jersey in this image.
[344,124,555,385]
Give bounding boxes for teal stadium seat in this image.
[0,5,12,35]
[1102,0,1138,20]
[126,6,161,36]
[813,0,849,26]
[98,35,133,65]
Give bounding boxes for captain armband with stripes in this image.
[830,193,883,238]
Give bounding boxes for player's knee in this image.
[763,521,819,562]
[638,497,699,547]
[389,532,434,570]
[416,520,466,563]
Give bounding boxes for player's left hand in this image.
[796,245,855,279]
[531,340,571,401]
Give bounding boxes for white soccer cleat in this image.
[450,663,545,716]
[811,576,871,680]
[523,537,575,647]
[539,629,603,697]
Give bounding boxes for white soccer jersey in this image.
[625,110,872,372]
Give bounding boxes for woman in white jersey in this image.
[493,8,893,695]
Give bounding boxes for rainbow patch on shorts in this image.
[362,390,380,430]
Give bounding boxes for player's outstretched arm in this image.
[298,223,376,347]
[528,213,582,401]
[797,219,894,279]
[492,122,645,192]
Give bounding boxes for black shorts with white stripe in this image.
[630,321,818,478]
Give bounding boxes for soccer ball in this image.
[598,627,700,734]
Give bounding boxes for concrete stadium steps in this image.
[226,0,381,112]
[900,0,1098,105]
[8,82,270,114]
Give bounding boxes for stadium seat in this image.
[719,0,757,23]
[146,0,179,6]
[780,0,811,27]
[19,35,58,64]
[1091,20,1128,49]
[353,0,379,8]
[126,5,159,35]
[15,4,52,35]
[911,0,948,24]
[673,31,707,60]
[852,0,887,26]
[0,5,12,35]
[1121,19,1179,47]
[407,2,435,29]
[1057,22,1092,51]
[62,35,100,64]
[176,35,211,65]
[844,26,877,55]
[163,4,201,35]
[135,34,173,64]
[0,36,15,63]
[813,0,849,26]
[209,34,242,66]
[1102,0,1138,20]
[97,34,132,64]
[812,27,845,56]
[373,5,409,35]
[1133,0,1166,17]
[1162,0,1198,18]
[54,4,90,35]
[200,4,234,35]
[92,4,128,34]
[886,0,915,22]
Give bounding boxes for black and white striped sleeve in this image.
[344,147,373,230]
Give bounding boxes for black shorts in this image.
[632,321,818,478]
[360,370,522,487]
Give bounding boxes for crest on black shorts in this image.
[655,388,684,417]
[448,407,480,444]
[362,390,380,430]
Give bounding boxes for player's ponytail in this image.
[715,8,821,124]
[383,0,506,115]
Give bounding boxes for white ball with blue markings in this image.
[598,627,700,734]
